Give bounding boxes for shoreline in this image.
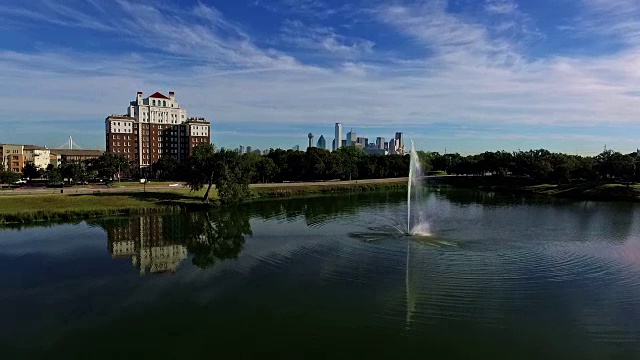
[429,176,640,202]
[4,175,640,226]
[0,178,408,225]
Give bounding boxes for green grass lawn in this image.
[0,188,218,224]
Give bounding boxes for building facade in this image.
[24,145,51,170]
[1,144,24,173]
[105,91,210,171]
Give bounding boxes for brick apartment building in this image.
[105,91,210,172]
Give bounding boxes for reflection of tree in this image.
[244,191,407,227]
[186,208,253,269]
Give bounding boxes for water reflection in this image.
[91,208,252,274]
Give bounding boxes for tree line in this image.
[4,144,639,202]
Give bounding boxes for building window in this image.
[163,100,166,106]
[153,100,156,106]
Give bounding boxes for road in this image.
[0,177,411,196]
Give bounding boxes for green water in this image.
[1,190,639,359]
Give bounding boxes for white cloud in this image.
[485,0,518,15]
[279,19,374,58]
[1,0,640,148]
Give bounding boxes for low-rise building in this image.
[1,144,25,173]
[24,145,51,170]
[50,149,104,164]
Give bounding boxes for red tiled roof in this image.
[149,92,170,99]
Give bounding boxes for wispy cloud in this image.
[2,0,640,153]
[279,19,374,58]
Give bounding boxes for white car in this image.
[14,179,27,184]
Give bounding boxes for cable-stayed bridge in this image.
[54,136,84,150]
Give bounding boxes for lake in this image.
[1,190,639,359]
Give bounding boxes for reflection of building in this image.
[107,216,188,275]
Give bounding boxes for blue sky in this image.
[1,0,640,155]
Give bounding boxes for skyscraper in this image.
[395,132,405,155]
[334,123,343,151]
[317,135,326,150]
[308,133,314,149]
[346,130,357,146]
[388,138,396,155]
[376,137,385,149]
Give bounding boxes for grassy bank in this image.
[432,176,640,202]
[0,179,408,225]
[0,191,214,225]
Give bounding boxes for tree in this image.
[152,155,179,181]
[0,170,21,184]
[61,162,89,184]
[256,157,278,183]
[94,153,130,181]
[336,146,364,180]
[22,163,39,180]
[214,150,254,203]
[187,143,218,202]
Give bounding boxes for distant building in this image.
[376,137,385,149]
[105,91,210,171]
[239,145,244,154]
[342,140,347,147]
[346,130,357,146]
[246,146,252,153]
[317,135,326,150]
[388,138,396,155]
[394,132,405,155]
[50,149,104,164]
[308,133,314,149]
[0,144,25,173]
[293,145,300,151]
[334,123,343,151]
[24,145,51,170]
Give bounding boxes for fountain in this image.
[406,140,431,236]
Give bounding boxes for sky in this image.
[1,0,640,155]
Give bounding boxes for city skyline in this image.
[2,1,640,156]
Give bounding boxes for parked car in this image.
[14,179,27,184]
[46,182,64,188]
